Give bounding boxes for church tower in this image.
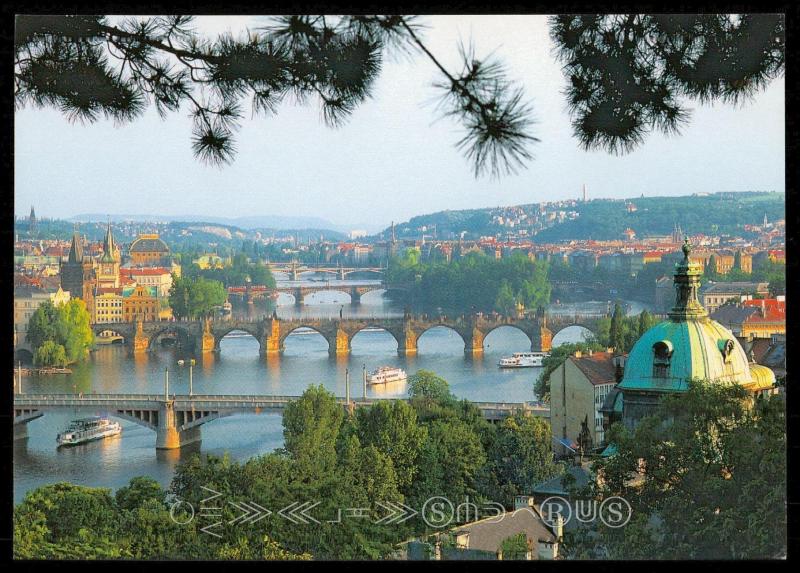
[60,230,95,301]
[96,222,121,288]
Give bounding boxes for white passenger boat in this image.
[366,366,407,385]
[57,417,122,447]
[498,351,549,368]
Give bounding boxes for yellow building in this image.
[123,285,160,322]
[549,350,622,454]
[128,234,171,266]
[93,288,124,323]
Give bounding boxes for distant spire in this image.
[391,221,396,243]
[582,184,587,202]
[29,205,36,220]
[101,221,117,262]
[67,230,83,263]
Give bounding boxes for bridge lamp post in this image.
[178,359,196,397]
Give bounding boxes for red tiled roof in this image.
[570,351,618,386]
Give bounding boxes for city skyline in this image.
[14,15,785,229]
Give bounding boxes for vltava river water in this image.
[14,286,648,502]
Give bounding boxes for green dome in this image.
[619,238,774,395]
[617,317,768,393]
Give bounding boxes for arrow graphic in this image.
[228,500,272,526]
[200,485,223,505]
[278,501,321,524]
[200,521,223,538]
[374,501,418,525]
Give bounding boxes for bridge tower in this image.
[533,308,553,352]
[349,286,362,306]
[200,318,215,353]
[262,317,282,355]
[132,318,149,353]
[399,322,418,355]
[332,323,350,355]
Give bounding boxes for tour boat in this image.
[56,417,122,447]
[498,351,549,368]
[366,366,407,385]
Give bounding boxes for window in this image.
[653,340,673,378]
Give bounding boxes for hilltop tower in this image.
[582,184,587,202]
[28,205,37,235]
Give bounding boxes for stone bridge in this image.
[13,393,548,449]
[227,282,385,305]
[91,312,608,357]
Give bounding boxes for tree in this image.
[15,15,536,178]
[34,340,67,367]
[564,380,786,559]
[637,309,656,338]
[408,370,453,403]
[486,413,561,506]
[115,476,166,511]
[168,275,226,319]
[27,299,94,366]
[282,384,344,478]
[409,418,487,511]
[609,303,625,351]
[494,280,517,316]
[353,400,427,494]
[550,14,784,153]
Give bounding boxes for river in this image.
[14,283,650,502]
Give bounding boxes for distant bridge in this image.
[89,312,608,357]
[227,281,385,306]
[266,262,386,281]
[13,393,549,449]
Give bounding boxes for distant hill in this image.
[376,191,785,242]
[70,213,345,232]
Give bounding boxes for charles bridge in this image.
[91,311,609,357]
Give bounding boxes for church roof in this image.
[129,235,169,253]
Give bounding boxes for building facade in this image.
[128,233,171,266]
[549,350,623,454]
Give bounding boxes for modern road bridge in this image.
[13,393,549,450]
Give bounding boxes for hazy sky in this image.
[15,15,785,231]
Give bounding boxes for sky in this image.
[15,15,785,232]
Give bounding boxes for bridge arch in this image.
[300,289,353,305]
[415,324,467,352]
[279,324,332,351]
[14,348,34,364]
[214,326,264,354]
[348,324,401,354]
[549,324,599,346]
[146,325,192,351]
[481,324,535,351]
